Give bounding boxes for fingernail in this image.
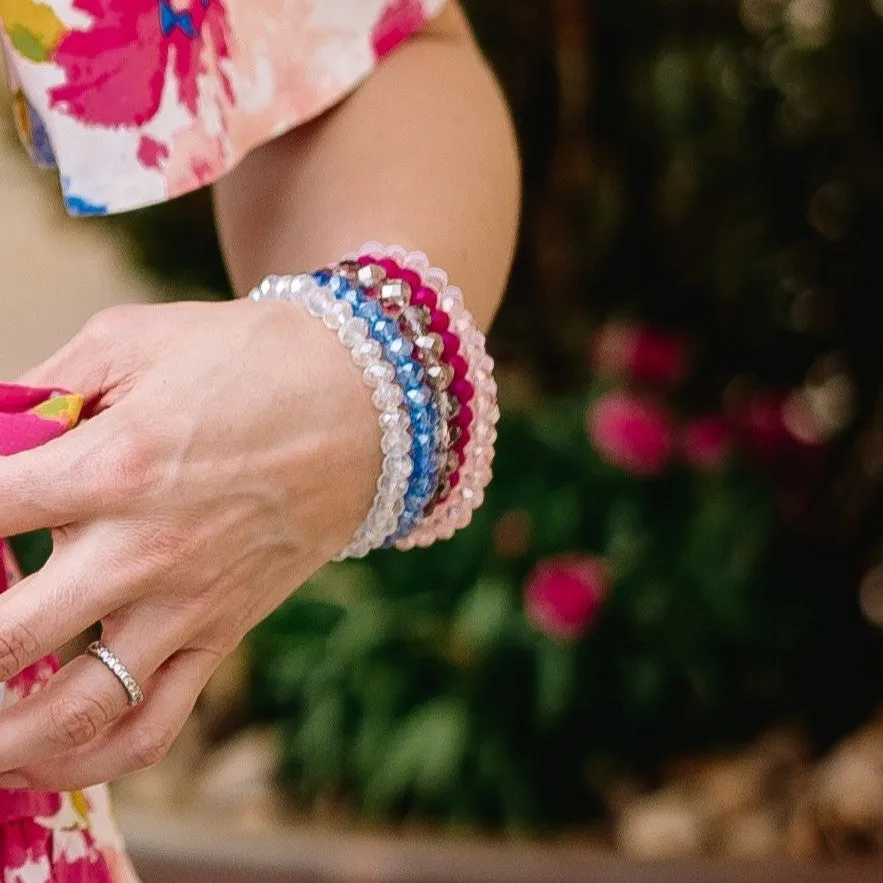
[0,773,29,789]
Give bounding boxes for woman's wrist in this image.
[249,243,500,557]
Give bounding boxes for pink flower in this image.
[49,0,233,128]
[525,556,607,641]
[372,0,428,58]
[587,391,674,475]
[592,322,688,386]
[681,416,732,472]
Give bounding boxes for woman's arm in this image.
[0,3,518,793]
[213,2,520,331]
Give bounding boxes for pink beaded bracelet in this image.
[345,243,500,548]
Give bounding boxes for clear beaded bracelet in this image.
[248,273,413,558]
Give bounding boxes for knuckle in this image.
[106,431,159,497]
[130,727,174,770]
[48,693,114,749]
[0,621,39,680]
[81,306,135,345]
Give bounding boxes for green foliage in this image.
[249,384,878,827]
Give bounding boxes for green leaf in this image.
[534,640,576,725]
[292,691,347,783]
[324,601,396,666]
[453,577,515,653]
[366,697,470,808]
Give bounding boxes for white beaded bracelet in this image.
[249,273,412,559]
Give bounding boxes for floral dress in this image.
[0,0,445,215]
[0,2,444,879]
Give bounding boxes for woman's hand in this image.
[0,298,379,790]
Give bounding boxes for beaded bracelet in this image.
[249,244,499,557]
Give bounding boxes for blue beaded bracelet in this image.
[316,269,444,544]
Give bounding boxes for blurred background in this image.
[5,0,883,879]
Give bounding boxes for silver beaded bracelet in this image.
[249,273,412,559]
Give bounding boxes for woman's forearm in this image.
[212,2,520,331]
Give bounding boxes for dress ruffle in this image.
[0,1,446,215]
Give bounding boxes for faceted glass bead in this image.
[329,274,350,296]
[411,409,433,435]
[364,362,395,387]
[372,317,398,344]
[441,332,461,359]
[406,385,432,408]
[355,300,382,323]
[288,273,315,300]
[448,354,469,379]
[396,361,425,388]
[428,309,450,333]
[378,471,409,496]
[440,289,464,314]
[400,304,431,336]
[379,279,411,316]
[372,382,404,410]
[341,288,361,308]
[379,409,409,432]
[438,523,456,541]
[338,317,369,348]
[376,519,398,539]
[357,263,387,289]
[413,426,432,452]
[412,286,438,309]
[381,431,411,457]
[415,333,444,360]
[338,259,362,279]
[426,362,454,390]
[352,338,382,367]
[323,300,353,330]
[385,337,414,363]
[306,288,331,317]
[411,475,435,498]
[384,454,413,479]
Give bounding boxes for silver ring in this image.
[86,641,145,707]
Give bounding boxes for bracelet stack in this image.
[248,243,499,557]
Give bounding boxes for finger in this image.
[0,647,219,792]
[0,405,142,536]
[0,534,141,683]
[0,610,193,774]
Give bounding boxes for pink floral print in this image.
[0,0,445,214]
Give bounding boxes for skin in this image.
[0,2,519,791]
